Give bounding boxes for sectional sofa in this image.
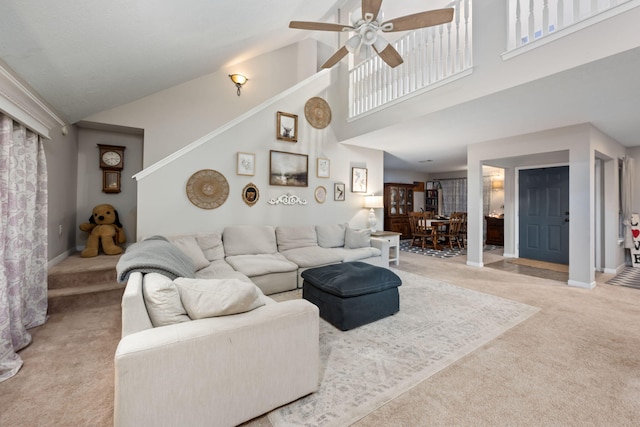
[114,223,390,426]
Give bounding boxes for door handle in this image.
[565,218,569,222]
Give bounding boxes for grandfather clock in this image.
[97,144,125,193]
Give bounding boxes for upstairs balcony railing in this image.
[349,0,473,119]
[506,0,637,52]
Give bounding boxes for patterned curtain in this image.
[0,113,48,383]
[483,176,491,215]
[439,178,467,216]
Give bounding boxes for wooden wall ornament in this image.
[186,169,229,210]
[304,97,332,129]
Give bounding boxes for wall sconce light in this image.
[491,178,504,191]
[229,74,248,96]
[363,195,384,232]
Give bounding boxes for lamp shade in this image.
[363,195,384,209]
[491,178,504,191]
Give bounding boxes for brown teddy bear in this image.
[79,204,126,257]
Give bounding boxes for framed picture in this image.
[317,158,330,178]
[314,186,327,203]
[242,183,259,206]
[237,152,255,176]
[351,167,368,193]
[269,150,308,187]
[334,183,345,201]
[276,111,298,142]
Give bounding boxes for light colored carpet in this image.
[268,270,539,427]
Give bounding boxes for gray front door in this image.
[518,166,570,264]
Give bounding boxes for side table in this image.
[371,230,402,265]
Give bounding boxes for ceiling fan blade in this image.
[362,0,383,21]
[373,43,403,68]
[289,21,353,32]
[322,46,349,68]
[381,8,454,32]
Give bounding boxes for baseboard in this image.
[602,264,628,275]
[567,279,597,289]
[48,249,73,269]
[466,261,484,268]
[502,252,517,258]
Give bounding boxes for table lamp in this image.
[363,195,384,232]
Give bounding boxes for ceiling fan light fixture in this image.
[345,35,362,53]
[229,74,248,96]
[372,35,389,52]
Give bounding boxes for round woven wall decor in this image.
[304,97,332,129]
[186,169,229,210]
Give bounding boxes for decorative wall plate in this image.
[186,169,229,209]
[242,183,259,207]
[304,97,332,129]
[314,186,327,203]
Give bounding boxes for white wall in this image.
[133,70,384,238]
[75,126,143,249]
[84,41,319,167]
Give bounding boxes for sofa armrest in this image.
[370,237,390,265]
[121,272,153,338]
[114,299,319,427]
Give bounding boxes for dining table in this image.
[419,218,450,250]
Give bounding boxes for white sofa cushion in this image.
[316,223,347,248]
[337,247,382,262]
[196,232,225,261]
[170,235,210,270]
[224,225,277,256]
[276,226,318,252]
[174,277,265,319]
[142,273,190,327]
[345,227,372,249]
[225,253,298,277]
[280,246,344,268]
[196,259,250,281]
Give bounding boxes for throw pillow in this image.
[316,223,347,248]
[170,236,210,271]
[174,278,265,319]
[142,273,191,327]
[345,227,371,249]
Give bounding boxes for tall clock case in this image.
[98,144,126,193]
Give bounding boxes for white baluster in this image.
[558,0,564,29]
[591,0,598,15]
[528,0,535,43]
[516,0,523,47]
[573,0,580,23]
[455,1,462,72]
[543,0,549,35]
[464,0,471,68]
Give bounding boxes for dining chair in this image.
[408,212,435,249]
[442,212,465,249]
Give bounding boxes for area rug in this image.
[399,239,499,258]
[268,270,539,427]
[606,267,640,290]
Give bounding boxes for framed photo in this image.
[242,183,259,206]
[317,158,330,178]
[314,186,327,203]
[334,183,345,201]
[276,111,298,142]
[237,152,255,176]
[351,167,368,193]
[269,150,308,187]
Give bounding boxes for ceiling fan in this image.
[289,0,454,69]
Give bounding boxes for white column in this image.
[503,167,517,258]
[568,145,596,288]
[466,157,485,267]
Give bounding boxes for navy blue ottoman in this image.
[301,262,402,331]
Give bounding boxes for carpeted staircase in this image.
[47,253,125,314]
